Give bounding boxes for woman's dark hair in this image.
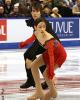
[34,18,47,27]
[34,17,61,43]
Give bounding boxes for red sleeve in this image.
[44,39,55,79]
[19,34,36,48]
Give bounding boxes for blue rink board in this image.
[0,40,80,49]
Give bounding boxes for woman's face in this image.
[35,22,46,34]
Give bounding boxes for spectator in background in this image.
[12,0,19,4]
[45,0,54,8]
[72,0,76,5]
[39,0,47,9]
[19,0,31,17]
[63,0,74,8]
[40,0,54,9]
[55,1,73,17]
[3,0,19,4]
[53,0,63,7]
[72,0,80,16]
[0,4,6,17]
[4,0,13,17]
[0,0,4,4]
[42,5,52,17]
[10,3,24,17]
[51,7,62,18]
[31,0,40,3]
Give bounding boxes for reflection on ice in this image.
[0,47,80,80]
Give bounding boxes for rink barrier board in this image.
[0,18,80,49]
[0,40,80,49]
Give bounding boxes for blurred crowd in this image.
[0,0,80,18]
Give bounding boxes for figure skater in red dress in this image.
[23,18,67,100]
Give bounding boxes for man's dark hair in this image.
[31,1,42,12]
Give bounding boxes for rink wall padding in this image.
[0,18,80,49]
[0,40,80,49]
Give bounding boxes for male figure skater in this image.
[20,1,61,89]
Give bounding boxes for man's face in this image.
[31,8,41,20]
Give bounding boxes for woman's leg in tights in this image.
[26,55,45,100]
[26,55,58,100]
[43,67,58,100]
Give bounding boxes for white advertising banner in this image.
[0,19,33,43]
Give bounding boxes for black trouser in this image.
[24,40,46,82]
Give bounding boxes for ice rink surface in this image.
[0,47,80,100]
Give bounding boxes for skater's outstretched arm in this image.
[19,34,36,48]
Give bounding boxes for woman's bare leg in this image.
[26,55,45,100]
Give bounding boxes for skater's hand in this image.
[19,41,26,48]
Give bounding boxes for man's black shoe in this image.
[41,81,48,89]
[20,80,35,89]
[20,80,48,89]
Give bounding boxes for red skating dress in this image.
[43,38,67,79]
[19,34,67,79]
